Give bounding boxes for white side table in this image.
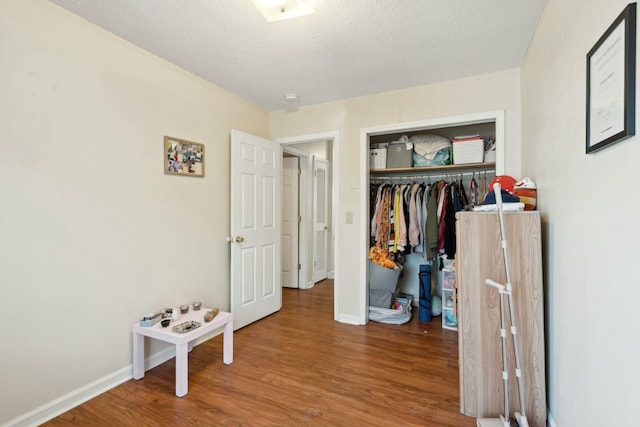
[132,309,233,397]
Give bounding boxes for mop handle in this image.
[485,278,505,292]
[493,183,513,289]
[493,183,528,423]
[486,277,510,422]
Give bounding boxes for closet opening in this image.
[359,111,505,325]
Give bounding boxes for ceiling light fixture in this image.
[284,93,299,102]
[251,0,316,22]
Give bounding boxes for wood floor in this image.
[45,281,477,426]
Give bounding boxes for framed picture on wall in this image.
[164,136,205,177]
[586,2,636,154]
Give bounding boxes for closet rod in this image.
[370,170,493,182]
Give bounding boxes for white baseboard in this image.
[338,314,364,325]
[3,333,220,427]
[299,280,315,290]
[548,409,557,427]
[3,365,133,427]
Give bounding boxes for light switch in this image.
[345,211,353,224]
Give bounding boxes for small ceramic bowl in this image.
[160,318,171,328]
[193,301,202,311]
[180,304,189,314]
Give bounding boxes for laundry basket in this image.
[369,294,413,324]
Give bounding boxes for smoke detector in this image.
[252,0,316,22]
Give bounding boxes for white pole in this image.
[485,279,510,426]
[493,183,528,427]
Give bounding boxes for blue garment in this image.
[418,264,432,322]
[482,189,520,204]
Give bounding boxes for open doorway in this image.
[281,140,334,287]
[279,132,340,321]
[282,154,301,288]
[312,155,331,283]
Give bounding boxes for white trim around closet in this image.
[358,110,505,325]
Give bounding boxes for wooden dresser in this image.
[455,211,546,427]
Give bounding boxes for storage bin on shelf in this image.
[386,140,413,168]
[452,137,484,165]
[369,148,387,169]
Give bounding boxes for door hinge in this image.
[298,215,302,223]
[298,168,302,176]
[298,263,301,270]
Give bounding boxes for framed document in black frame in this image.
[586,3,636,154]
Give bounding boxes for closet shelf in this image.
[370,162,495,175]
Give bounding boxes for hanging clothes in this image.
[370,173,486,260]
[457,178,469,208]
[437,183,449,255]
[378,186,391,251]
[370,184,385,245]
[425,183,439,259]
[478,173,488,204]
[443,184,458,258]
[469,176,479,206]
[415,184,426,254]
[408,183,421,248]
[370,181,431,256]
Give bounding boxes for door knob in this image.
[226,236,245,243]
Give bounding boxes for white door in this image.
[281,157,299,288]
[313,157,329,283]
[230,130,282,330]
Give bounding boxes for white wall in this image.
[0,1,268,424]
[270,69,522,322]
[522,1,640,426]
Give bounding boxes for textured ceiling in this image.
[48,0,546,112]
